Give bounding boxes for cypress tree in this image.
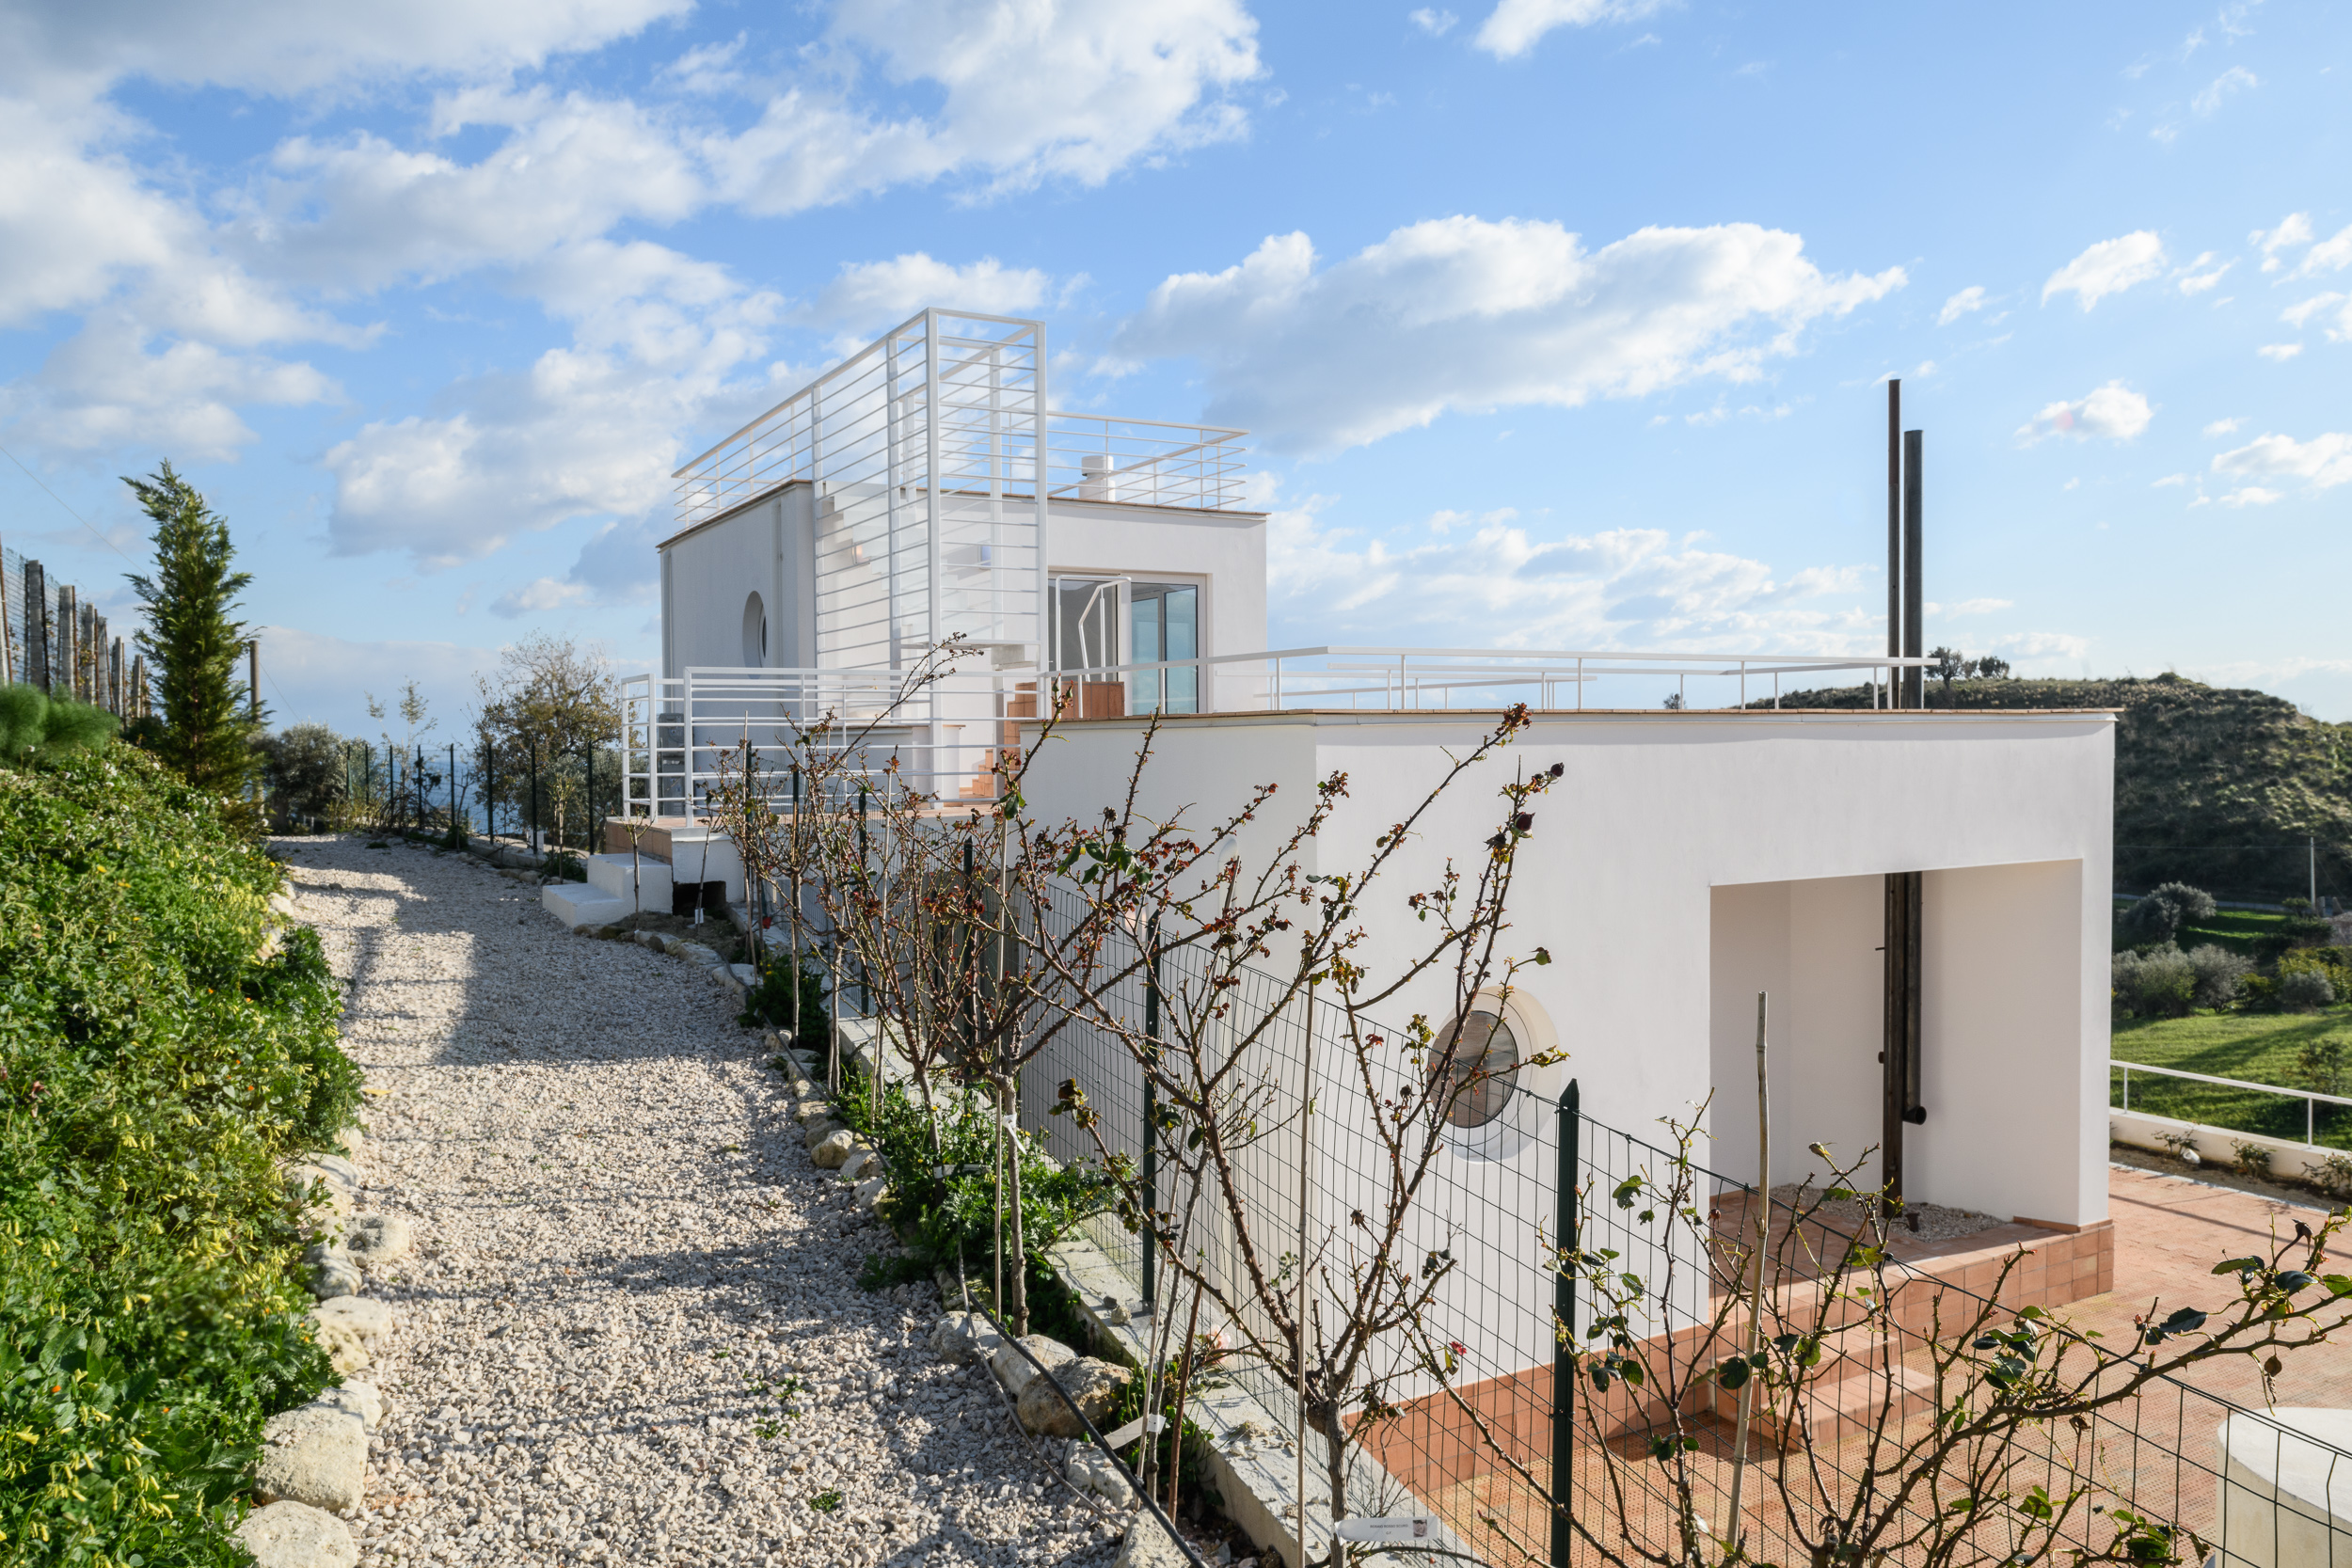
[124,463,261,794]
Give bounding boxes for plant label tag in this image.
[1100,1415,1168,1447]
[1333,1517,1435,1543]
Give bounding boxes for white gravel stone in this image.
[276,832,1121,1567]
[236,1500,358,1568]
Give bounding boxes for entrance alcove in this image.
[1708,861,2097,1231]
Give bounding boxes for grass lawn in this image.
[2111,1006,2352,1148]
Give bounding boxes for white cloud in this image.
[1473,0,1665,59]
[2212,430,2352,495]
[2202,418,2241,436]
[2293,223,2352,279]
[1942,597,2014,615]
[1409,8,1460,35]
[2190,64,2258,116]
[706,0,1263,214]
[0,0,690,99]
[322,240,787,570]
[247,89,705,291]
[2281,293,2352,341]
[2153,473,2190,487]
[2257,342,2303,361]
[2016,380,2153,444]
[1263,487,1876,654]
[1936,285,1986,325]
[804,253,1051,339]
[1113,216,1904,454]
[2217,486,2280,507]
[3,313,339,460]
[2042,231,2166,309]
[490,577,596,617]
[2173,251,2233,294]
[2252,212,2312,271]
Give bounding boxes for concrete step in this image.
[542,881,631,929]
[586,852,673,906]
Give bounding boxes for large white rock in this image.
[310,1296,392,1343]
[1112,1518,1192,1568]
[305,1246,363,1302]
[1017,1355,1128,1438]
[254,1402,368,1513]
[802,1119,847,1151]
[930,1311,995,1366]
[811,1131,864,1170]
[236,1500,358,1568]
[1065,1445,1136,1505]
[992,1334,1076,1401]
[316,1380,384,1433]
[344,1212,412,1263]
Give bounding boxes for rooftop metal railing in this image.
[619,647,1944,822]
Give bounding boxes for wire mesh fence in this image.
[1006,931,2352,1566]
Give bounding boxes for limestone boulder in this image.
[1112,1519,1191,1568]
[316,1380,384,1433]
[236,1501,358,1568]
[309,1295,392,1343]
[803,1119,848,1152]
[344,1212,413,1264]
[992,1333,1075,1401]
[304,1245,363,1302]
[1016,1355,1128,1438]
[308,1316,372,1377]
[254,1402,367,1513]
[811,1131,865,1170]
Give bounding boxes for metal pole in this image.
[1902,428,1924,711]
[1295,981,1313,1566]
[449,742,456,839]
[530,739,539,855]
[1549,1080,1578,1568]
[1725,995,1769,1552]
[857,784,871,1019]
[1886,379,1901,709]
[1142,917,1162,1312]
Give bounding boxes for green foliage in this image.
[738,953,833,1040]
[2121,883,2217,948]
[123,463,261,799]
[1107,1352,1224,1507]
[0,744,358,1562]
[832,1074,1107,1276]
[2185,943,2253,1009]
[259,723,351,822]
[0,686,119,767]
[2299,1037,2349,1098]
[2279,963,2339,1012]
[2113,946,2196,1018]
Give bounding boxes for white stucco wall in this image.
[1021,707,2116,1230]
[1043,499,1267,686]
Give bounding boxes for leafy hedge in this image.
[0,746,360,1564]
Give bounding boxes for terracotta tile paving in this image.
[1385,1167,2352,1565]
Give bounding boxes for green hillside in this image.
[1761,673,2352,901]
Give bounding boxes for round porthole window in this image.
[1428,989,1559,1164]
[1437,1007,1521,1130]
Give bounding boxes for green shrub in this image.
[2299,1037,2350,1098]
[0,684,119,766]
[2120,882,2217,947]
[833,1074,1107,1279]
[2280,968,2337,1012]
[2185,943,2253,1008]
[0,744,357,1562]
[2113,946,2196,1017]
[739,952,833,1041]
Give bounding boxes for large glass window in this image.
[1130,583,1198,713]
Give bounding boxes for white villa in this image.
[552,309,2120,1550]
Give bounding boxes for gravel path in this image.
[279,833,1122,1568]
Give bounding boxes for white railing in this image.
[621,646,1940,821]
[1042,411,1248,512]
[2113,1058,2352,1148]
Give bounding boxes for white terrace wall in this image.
[1017,707,2116,1282]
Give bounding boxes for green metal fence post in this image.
[1552,1078,1579,1568]
[1141,916,1162,1311]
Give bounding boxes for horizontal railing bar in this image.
[2112,1058,2352,1110]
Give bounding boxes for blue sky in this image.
[2,0,2346,736]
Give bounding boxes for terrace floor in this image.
[1411,1164,2348,1565]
